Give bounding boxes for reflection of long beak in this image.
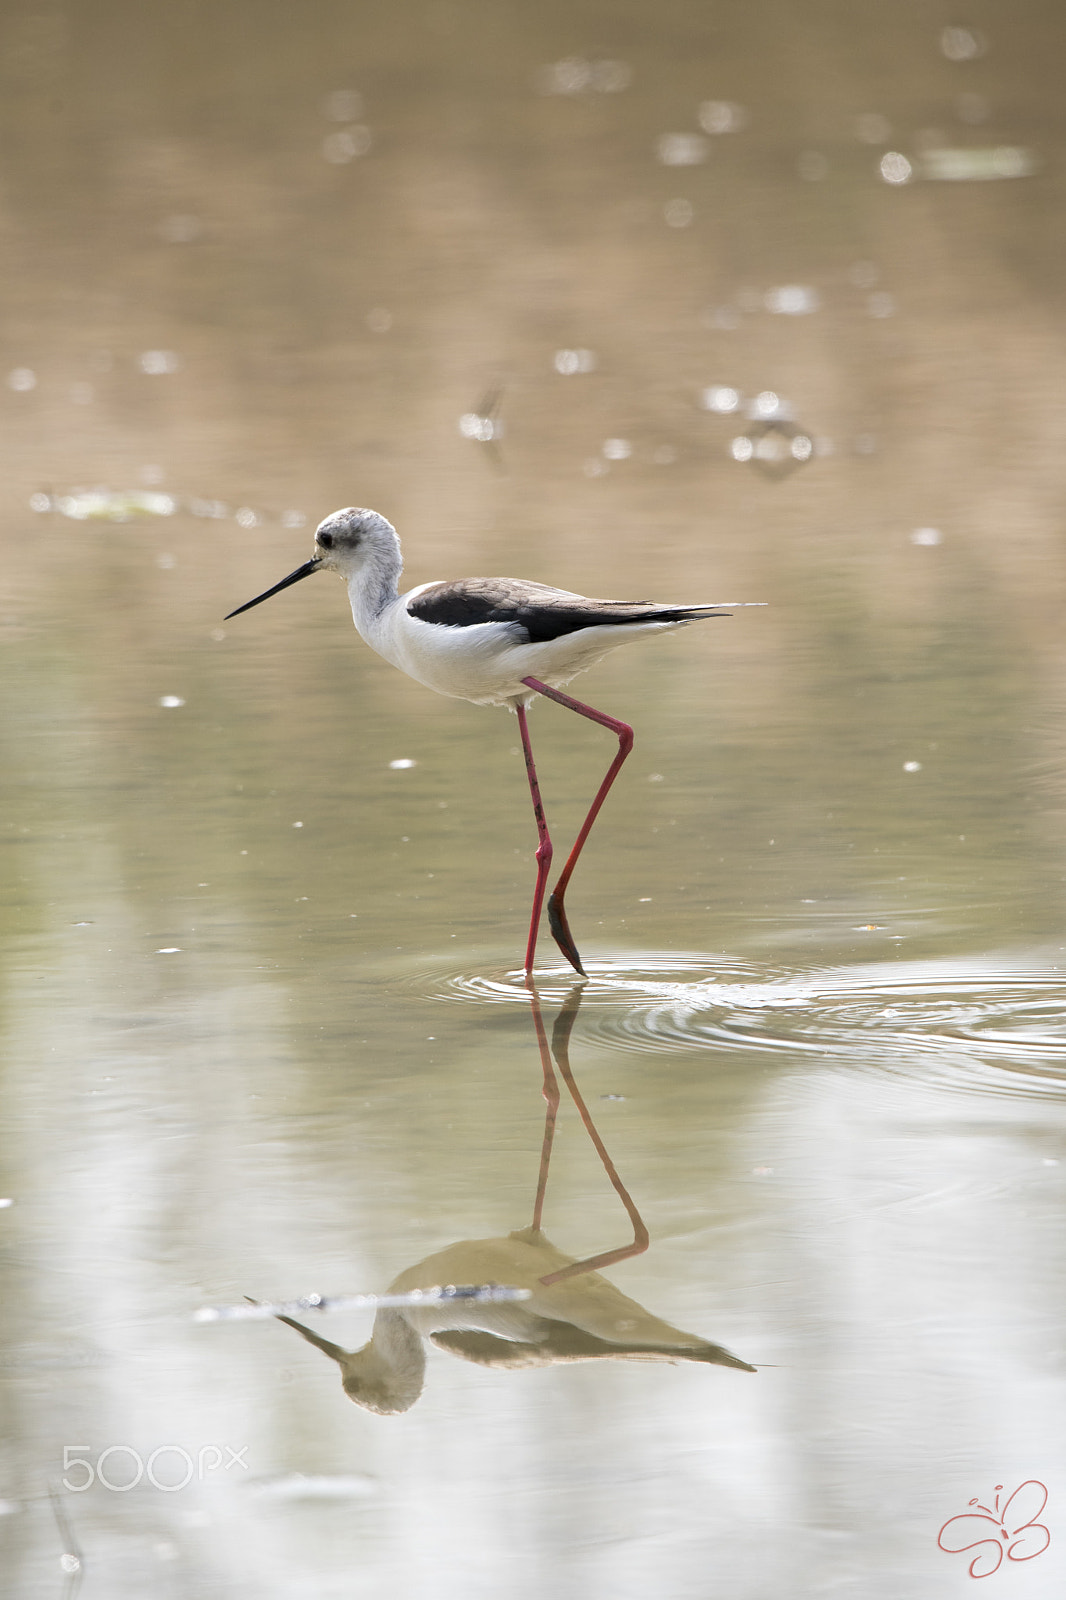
[224,556,321,620]
[272,1313,349,1364]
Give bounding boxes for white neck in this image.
[345,538,404,639]
[341,1308,426,1413]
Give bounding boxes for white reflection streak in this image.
[196,1283,532,1322]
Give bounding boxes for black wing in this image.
[407,578,726,645]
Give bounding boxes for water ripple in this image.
[388,949,1066,1099]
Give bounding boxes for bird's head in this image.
[313,507,397,575]
[224,506,399,619]
[339,1356,423,1415]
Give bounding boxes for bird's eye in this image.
[318,531,334,550]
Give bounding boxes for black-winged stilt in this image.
[236,980,757,1408]
[262,1226,755,1412]
[225,507,762,975]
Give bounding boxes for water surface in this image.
[1,2,1065,1594]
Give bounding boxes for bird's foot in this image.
[547,892,587,978]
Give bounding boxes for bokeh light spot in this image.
[701,386,741,413]
[880,151,913,185]
[139,350,180,375]
[664,198,694,227]
[322,127,371,163]
[656,133,708,166]
[698,100,747,134]
[554,348,596,375]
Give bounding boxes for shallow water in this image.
[2,2,1066,1595]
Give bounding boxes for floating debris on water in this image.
[459,408,503,442]
[729,398,814,477]
[458,388,504,469]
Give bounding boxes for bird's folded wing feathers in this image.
[429,1323,672,1367]
[407,579,729,644]
[430,1322,754,1368]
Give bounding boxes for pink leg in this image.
[516,701,553,974]
[521,676,634,977]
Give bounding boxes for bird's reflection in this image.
[269,983,754,1412]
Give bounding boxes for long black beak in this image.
[224,556,322,620]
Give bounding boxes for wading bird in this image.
[226,507,761,974]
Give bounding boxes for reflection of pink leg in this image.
[537,986,649,1286]
[516,702,553,975]
[525,976,559,1233]
[521,676,634,977]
